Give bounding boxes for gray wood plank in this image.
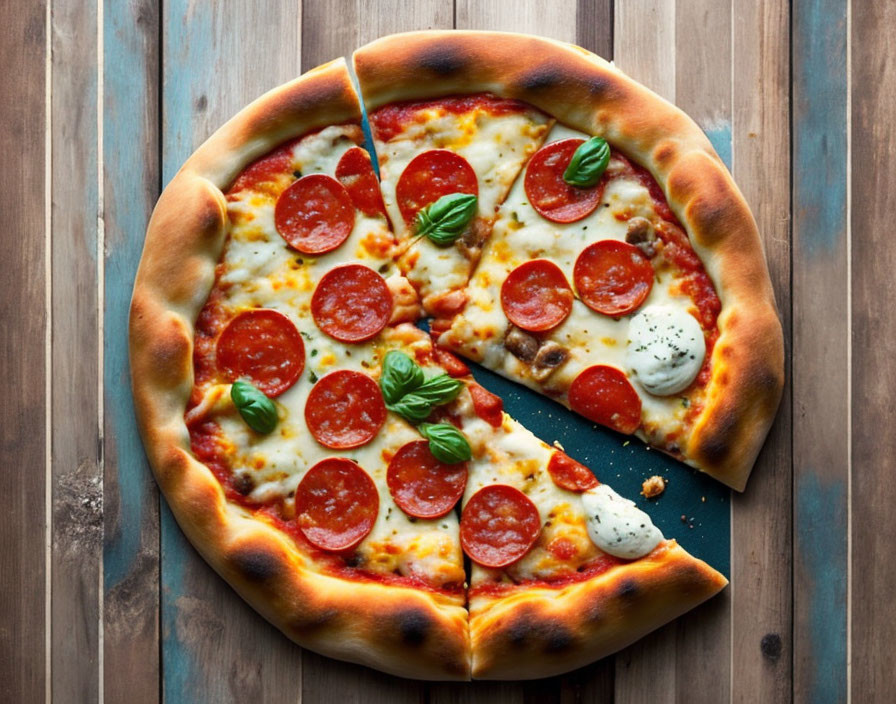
[850,0,896,700]
[160,2,303,702]
[0,1,49,702]
[731,0,793,701]
[102,0,162,701]
[791,0,849,701]
[50,0,102,700]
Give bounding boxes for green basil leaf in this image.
[231,380,278,434]
[411,374,463,406]
[380,350,425,404]
[418,423,472,464]
[563,136,611,187]
[414,193,478,246]
[387,394,434,424]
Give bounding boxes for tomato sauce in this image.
[369,93,538,142]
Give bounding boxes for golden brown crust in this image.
[354,31,784,490]
[130,58,470,681]
[468,540,727,679]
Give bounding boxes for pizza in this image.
[129,32,783,681]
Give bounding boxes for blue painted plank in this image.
[102,0,162,701]
[792,0,849,701]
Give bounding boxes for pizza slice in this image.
[366,93,552,316]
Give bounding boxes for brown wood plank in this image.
[49,0,102,700]
[300,2,451,701]
[850,0,896,699]
[576,0,613,61]
[160,3,303,702]
[731,0,793,702]
[102,0,162,701]
[0,1,48,702]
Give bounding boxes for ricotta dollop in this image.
[626,305,705,396]
[582,484,664,559]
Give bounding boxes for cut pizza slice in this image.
[446,383,727,679]
[365,93,553,317]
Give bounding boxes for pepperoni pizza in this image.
[130,33,782,681]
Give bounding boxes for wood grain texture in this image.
[731,0,793,702]
[792,0,849,701]
[161,3,303,702]
[102,0,162,702]
[576,0,613,61]
[0,1,48,702]
[850,0,896,699]
[613,0,675,102]
[49,0,102,700]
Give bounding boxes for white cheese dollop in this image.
[582,485,664,559]
[626,305,706,396]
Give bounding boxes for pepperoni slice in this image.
[216,309,304,397]
[568,365,642,435]
[387,441,467,519]
[547,451,599,492]
[500,259,574,332]
[304,370,386,449]
[468,383,503,428]
[295,457,378,552]
[524,139,606,223]
[335,147,387,219]
[311,264,393,343]
[573,240,654,316]
[396,150,478,225]
[274,174,355,254]
[460,485,541,568]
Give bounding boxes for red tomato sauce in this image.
[369,93,538,142]
[468,553,626,598]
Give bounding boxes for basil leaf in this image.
[387,394,434,424]
[418,423,472,464]
[414,193,478,246]
[563,136,611,187]
[231,380,278,434]
[411,374,463,406]
[380,350,424,404]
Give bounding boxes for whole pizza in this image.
[130,31,783,680]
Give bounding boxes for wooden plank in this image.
[102,0,162,701]
[0,0,48,701]
[576,0,613,62]
[49,0,102,700]
[160,3,303,702]
[850,1,896,700]
[731,0,793,702]
[300,3,451,701]
[791,0,849,701]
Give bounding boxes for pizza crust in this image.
[130,58,471,681]
[354,31,784,490]
[468,540,727,679]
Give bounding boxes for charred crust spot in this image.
[396,608,430,647]
[230,547,282,584]
[544,628,574,654]
[616,578,639,600]
[291,607,338,634]
[698,411,738,465]
[520,65,564,93]
[506,611,575,654]
[415,44,467,76]
[654,142,676,167]
[586,74,616,100]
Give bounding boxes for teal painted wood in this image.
[102,0,162,699]
[792,0,849,701]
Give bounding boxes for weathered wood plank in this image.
[668,2,734,702]
[102,0,162,701]
[160,3,303,702]
[791,0,849,701]
[49,0,103,700]
[300,3,451,701]
[850,1,896,699]
[731,0,792,701]
[576,0,613,61]
[0,1,48,702]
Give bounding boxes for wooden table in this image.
[3,0,891,701]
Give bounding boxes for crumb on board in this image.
[641,475,667,499]
[552,440,565,451]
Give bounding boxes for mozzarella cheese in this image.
[627,305,705,395]
[581,485,664,559]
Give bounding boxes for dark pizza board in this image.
[468,360,731,577]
